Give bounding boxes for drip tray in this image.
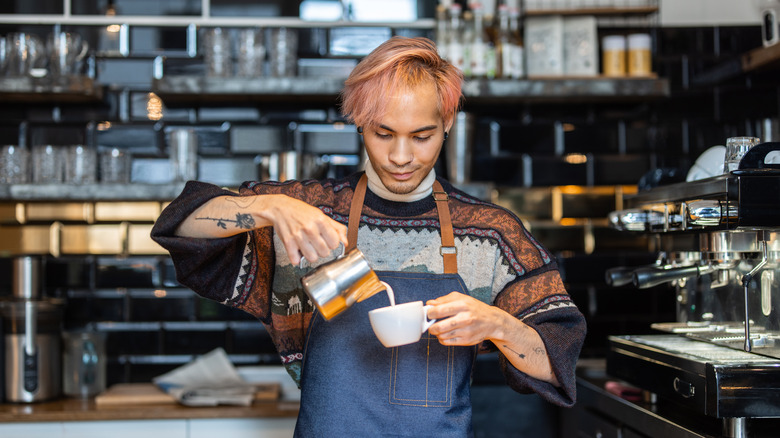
[607,334,780,418]
[651,321,780,360]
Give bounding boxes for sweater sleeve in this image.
[150,181,251,306]
[499,301,586,407]
[490,262,586,407]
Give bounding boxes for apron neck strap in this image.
[347,174,458,274]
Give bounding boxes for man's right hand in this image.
[175,194,348,265]
[261,195,348,265]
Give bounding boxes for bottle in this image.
[507,6,525,79]
[602,35,626,77]
[496,4,524,79]
[469,3,495,79]
[446,4,466,73]
[435,4,449,60]
[627,33,652,77]
[462,10,474,78]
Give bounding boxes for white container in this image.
[563,16,598,76]
[627,33,652,76]
[525,16,564,77]
[602,35,626,77]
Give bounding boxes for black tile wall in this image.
[0,24,776,375]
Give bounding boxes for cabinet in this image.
[0,418,297,438]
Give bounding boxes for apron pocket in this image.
[389,333,454,408]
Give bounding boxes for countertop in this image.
[0,397,299,423]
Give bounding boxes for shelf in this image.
[742,43,780,73]
[525,6,659,17]
[0,183,186,201]
[0,76,103,103]
[152,76,346,104]
[153,76,669,104]
[692,43,780,87]
[0,14,434,29]
[464,77,669,103]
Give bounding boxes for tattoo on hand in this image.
[196,213,256,230]
[503,345,526,359]
[533,346,547,356]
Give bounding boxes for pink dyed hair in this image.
[340,36,463,129]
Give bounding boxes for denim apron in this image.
[294,175,477,437]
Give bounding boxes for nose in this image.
[388,138,413,167]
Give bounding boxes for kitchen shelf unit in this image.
[0,76,103,103]
[151,75,670,104]
[0,182,185,201]
[524,6,659,17]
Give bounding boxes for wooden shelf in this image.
[742,43,780,73]
[0,76,103,103]
[524,6,659,17]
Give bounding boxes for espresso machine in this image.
[604,143,780,437]
[0,256,63,402]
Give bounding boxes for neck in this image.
[364,161,435,202]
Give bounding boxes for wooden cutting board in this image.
[95,382,280,406]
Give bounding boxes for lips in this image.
[390,172,414,181]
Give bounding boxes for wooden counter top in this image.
[0,397,299,423]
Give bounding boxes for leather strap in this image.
[432,180,457,274]
[347,174,457,274]
[346,175,368,253]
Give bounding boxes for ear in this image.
[443,116,455,135]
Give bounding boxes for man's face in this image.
[362,81,450,195]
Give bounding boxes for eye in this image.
[374,132,392,140]
[414,136,432,143]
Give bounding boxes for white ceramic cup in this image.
[368,301,436,348]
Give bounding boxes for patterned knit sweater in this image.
[150,173,586,407]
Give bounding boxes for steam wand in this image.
[741,232,769,352]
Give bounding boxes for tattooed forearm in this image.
[195,213,256,230]
[503,345,548,361]
[503,345,526,359]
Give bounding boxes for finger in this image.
[320,221,347,251]
[426,292,464,306]
[305,228,333,259]
[288,247,302,266]
[299,240,321,265]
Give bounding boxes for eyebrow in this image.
[378,124,438,134]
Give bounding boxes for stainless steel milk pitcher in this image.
[301,247,387,320]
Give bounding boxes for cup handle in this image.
[422,305,437,333]
[77,40,89,62]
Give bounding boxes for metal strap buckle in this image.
[432,191,449,201]
[440,246,458,256]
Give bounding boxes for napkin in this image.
[153,348,255,406]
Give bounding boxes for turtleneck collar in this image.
[364,159,436,203]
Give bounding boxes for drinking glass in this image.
[32,144,64,183]
[269,28,298,77]
[202,27,233,77]
[99,147,131,183]
[237,28,265,78]
[723,137,761,173]
[65,145,97,184]
[168,128,198,182]
[0,145,30,184]
[47,32,89,78]
[0,36,7,76]
[6,32,44,77]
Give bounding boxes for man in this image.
[151,36,585,437]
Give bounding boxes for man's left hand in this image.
[425,292,508,346]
